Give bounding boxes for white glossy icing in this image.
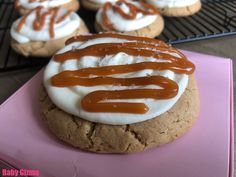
[96,1,158,32]
[146,0,199,8]
[18,0,71,9]
[10,8,81,43]
[43,37,189,125]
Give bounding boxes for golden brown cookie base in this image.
[17,0,80,15]
[11,20,89,57]
[159,0,201,17]
[39,75,200,153]
[95,15,164,38]
[81,0,103,11]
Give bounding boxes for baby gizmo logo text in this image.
[2,169,39,176]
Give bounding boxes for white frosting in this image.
[88,0,117,4]
[44,37,189,125]
[96,1,158,32]
[146,0,198,8]
[18,0,71,9]
[10,8,81,43]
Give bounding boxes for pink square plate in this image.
[0,51,234,177]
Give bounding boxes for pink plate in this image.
[0,51,233,177]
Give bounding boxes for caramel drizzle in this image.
[54,42,192,71]
[81,77,178,114]
[14,0,20,10]
[52,61,192,87]
[102,0,159,30]
[16,7,72,38]
[50,34,195,114]
[65,33,168,47]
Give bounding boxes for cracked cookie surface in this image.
[39,75,200,153]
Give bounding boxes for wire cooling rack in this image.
[0,0,236,72]
[0,0,50,72]
[159,0,236,44]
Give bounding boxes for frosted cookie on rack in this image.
[95,0,164,38]
[81,0,118,11]
[10,7,89,57]
[145,0,201,16]
[15,0,80,15]
[40,33,200,153]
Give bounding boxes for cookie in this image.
[41,33,199,153]
[11,22,88,57]
[81,0,118,11]
[10,7,89,57]
[160,0,201,17]
[95,1,164,38]
[146,0,201,17]
[40,75,199,153]
[15,0,80,16]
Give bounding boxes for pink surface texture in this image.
[0,51,233,177]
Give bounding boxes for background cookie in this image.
[95,16,164,38]
[39,75,200,153]
[16,0,80,15]
[159,0,201,17]
[95,1,164,38]
[81,0,106,11]
[11,6,89,58]
[11,21,88,57]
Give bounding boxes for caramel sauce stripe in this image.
[52,62,192,86]
[54,42,195,74]
[15,0,20,10]
[82,88,178,114]
[102,0,159,30]
[50,36,195,114]
[16,7,71,39]
[65,33,169,47]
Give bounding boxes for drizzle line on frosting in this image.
[16,6,72,38]
[101,0,159,30]
[15,0,21,10]
[51,33,195,114]
[65,33,168,46]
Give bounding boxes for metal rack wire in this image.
[0,0,49,72]
[0,0,236,72]
[159,0,236,43]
